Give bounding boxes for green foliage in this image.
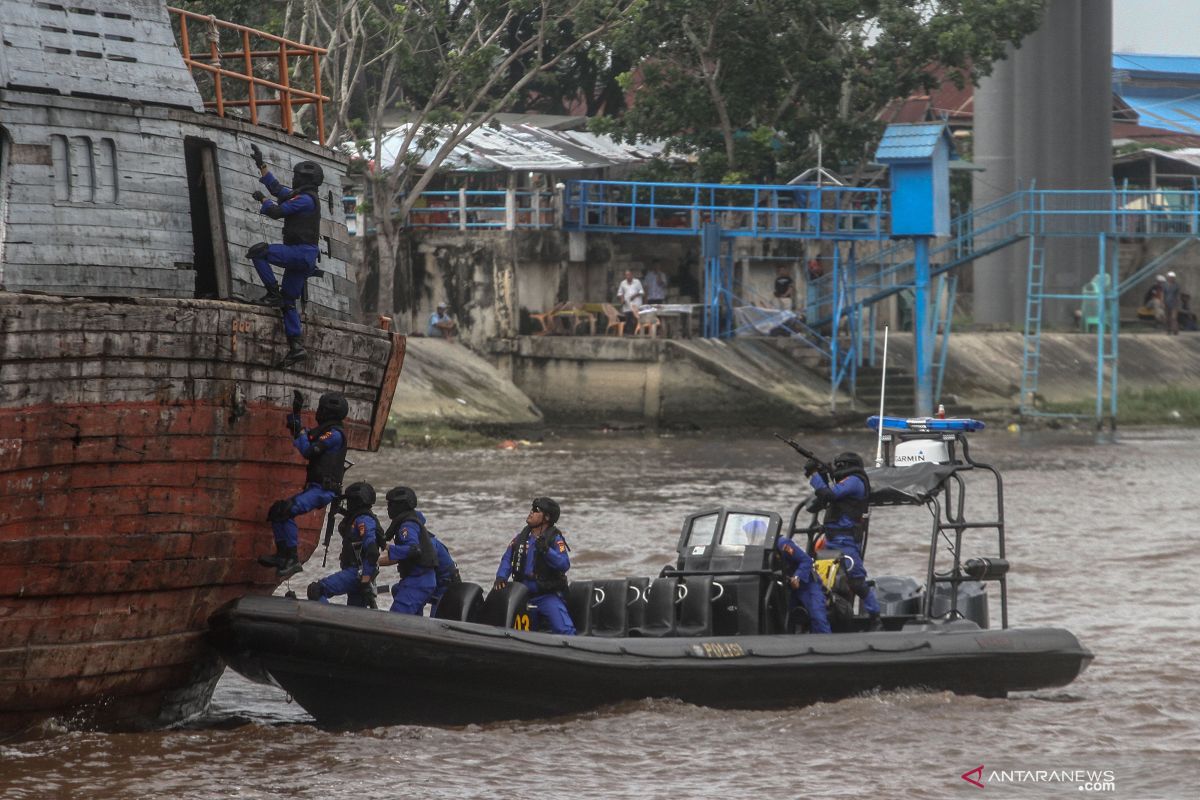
[600,0,1045,182]
[1043,387,1200,426]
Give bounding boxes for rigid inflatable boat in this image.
[209,418,1093,728]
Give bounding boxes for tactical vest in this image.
[338,511,381,570]
[822,469,871,533]
[282,187,321,246]
[508,525,569,595]
[385,511,437,577]
[304,421,346,491]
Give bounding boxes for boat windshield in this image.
[685,512,719,548]
[721,513,772,547]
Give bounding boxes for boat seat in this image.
[479,583,531,629]
[628,577,677,637]
[676,576,713,637]
[433,581,484,623]
[625,576,650,631]
[566,580,594,635]
[589,579,630,638]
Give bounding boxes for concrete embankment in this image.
[391,332,1200,430]
[388,338,542,429]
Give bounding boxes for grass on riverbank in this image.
[1042,387,1200,425]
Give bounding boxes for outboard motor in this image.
[932,580,989,628]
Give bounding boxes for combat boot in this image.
[277,546,303,579]
[257,285,285,307]
[277,336,306,368]
[257,541,285,568]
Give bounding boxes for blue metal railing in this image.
[406,190,556,230]
[562,180,889,239]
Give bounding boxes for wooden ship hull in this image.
[0,294,405,732]
[0,1,405,732]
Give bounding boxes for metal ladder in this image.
[1019,237,1045,415]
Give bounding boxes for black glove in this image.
[252,190,266,203]
[535,533,550,553]
[805,497,824,513]
[250,143,265,169]
[803,458,821,477]
[286,412,302,437]
[815,487,834,502]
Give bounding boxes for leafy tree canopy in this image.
[595,0,1045,183]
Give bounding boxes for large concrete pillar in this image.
[971,0,1113,327]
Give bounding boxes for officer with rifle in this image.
[259,390,348,578]
[777,435,882,632]
[246,143,324,368]
[306,481,380,607]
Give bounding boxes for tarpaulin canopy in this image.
[865,463,964,505]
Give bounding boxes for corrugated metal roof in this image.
[373,122,669,173]
[1113,52,1200,79]
[1115,87,1200,135]
[874,123,955,162]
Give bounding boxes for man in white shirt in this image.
[616,269,644,334]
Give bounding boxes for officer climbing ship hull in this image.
[0,1,404,733]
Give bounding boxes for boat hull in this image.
[0,294,405,733]
[210,596,1094,729]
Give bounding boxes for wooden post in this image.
[277,40,292,134]
[505,189,516,231]
[209,20,224,119]
[242,29,257,127]
[458,188,467,231]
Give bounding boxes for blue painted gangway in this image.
[562,180,1200,420]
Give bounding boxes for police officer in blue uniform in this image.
[775,536,831,633]
[307,481,379,607]
[247,144,323,368]
[378,486,439,614]
[494,497,576,635]
[259,392,348,578]
[807,451,881,631]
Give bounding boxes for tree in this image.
[597,0,1045,183]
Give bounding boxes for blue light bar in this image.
[866,415,986,432]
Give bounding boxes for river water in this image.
[2,428,1198,799]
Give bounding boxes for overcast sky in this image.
[1113,0,1200,55]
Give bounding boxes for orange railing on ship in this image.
[168,7,328,143]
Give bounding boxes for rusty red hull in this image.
[0,294,405,733]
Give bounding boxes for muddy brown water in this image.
[2,429,1198,799]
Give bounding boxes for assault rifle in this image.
[287,389,305,437]
[321,495,344,568]
[773,433,831,483]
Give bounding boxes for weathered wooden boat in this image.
[0,1,404,734]
[210,418,1093,728]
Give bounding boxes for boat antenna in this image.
[874,325,889,468]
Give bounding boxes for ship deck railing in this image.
[168,7,329,142]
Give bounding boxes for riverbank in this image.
[390,332,1200,436]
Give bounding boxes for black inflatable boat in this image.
[209,417,1093,727]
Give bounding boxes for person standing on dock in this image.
[806,451,881,631]
[616,270,644,335]
[246,144,324,368]
[1164,271,1182,336]
[775,536,831,633]
[307,482,380,607]
[494,498,576,635]
[261,392,348,578]
[378,486,440,614]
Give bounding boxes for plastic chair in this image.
[530,302,567,335]
[601,303,624,335]
[634,309,660,337]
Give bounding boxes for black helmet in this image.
[386,486,417,513]
[833,451,864,472]
[342,481,376,513]
[292,160,324,188]
[531,496,560,525]
[315,392,348,424]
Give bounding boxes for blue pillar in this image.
[913,236,932,415]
